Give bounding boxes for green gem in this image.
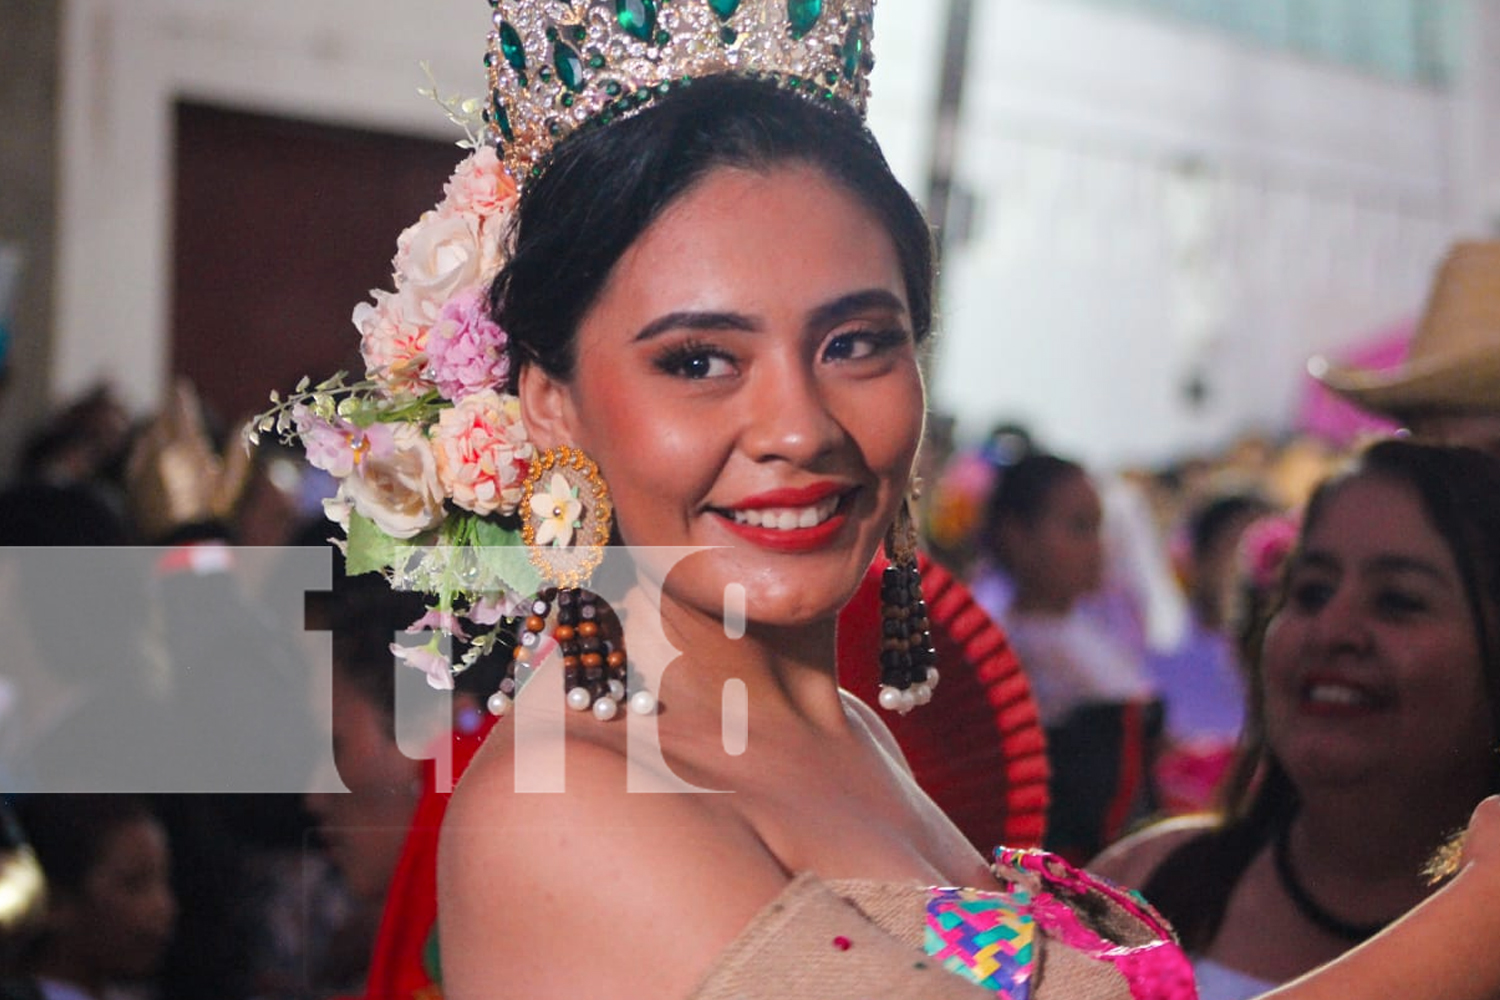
[493,103,514,141]
[613,97,632,113]
[708,0,740,19]
[604,80,622,96]
[719,26,737,44]
[654,29,671,46]
[840,25,863,79]
[588,53,606,69]
[548,121,562,136]
[553,40,584,90]
[635,87,651,103]
[545,25,559,41]
[787,0,822,38]
[561,92,575,107]
[655,81,671,95]
[483,50,497,68]
[787,75,802,89]
[824,69,839,85]
[499,21,527,71]
[539,66,552,81]
[615,0,657,42]
[572,24,588,42]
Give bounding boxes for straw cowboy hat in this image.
[1310,240,1500,416]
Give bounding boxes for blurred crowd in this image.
[0,239,1497,1000]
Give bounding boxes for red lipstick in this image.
[715,482,853,553]
[727,482,846,510]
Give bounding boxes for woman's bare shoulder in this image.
[437,721,792,1000]
[840,688,913,775]
[1089,814,1219,891]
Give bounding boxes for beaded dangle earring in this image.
[487,445,655,720]
[876,492,938,714]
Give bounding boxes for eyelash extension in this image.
[825,327,911,359]
[650,337,736,377]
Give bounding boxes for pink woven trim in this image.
[994,848,1198,1000]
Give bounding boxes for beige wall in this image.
[0,0,60,477]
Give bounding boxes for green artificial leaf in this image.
[470,516,544,599]
[346,512,404,577]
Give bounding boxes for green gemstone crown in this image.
[484,0,877,184]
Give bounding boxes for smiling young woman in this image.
[1093,439,1500,1000]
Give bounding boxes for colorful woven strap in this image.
[993,847,1198,1000]
[924,886,1037,999]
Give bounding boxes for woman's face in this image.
[1262,474,1496,795]
[522,162,924,627]
[58,817,176,980]
[1004,472,1104,610]
[304,667,421,901]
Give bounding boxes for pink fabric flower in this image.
[1239,512,1301,592]
[354,287,430,392]
[431,391,532,517]
[426,289,510,400]
[391,638,454,691]
[407,608,470,640]
[470,590,527,625]
[292,405,366,479]
[442,147,517,220]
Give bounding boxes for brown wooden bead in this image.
[562,655,580,670]
[581,652,603,669]
[577,620,600,638]
[553,624,576,643]
[512,645,531,663]
[606,650,626,669]
[525,615,546,633]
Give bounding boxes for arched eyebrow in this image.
[804,289,908,334]
[631,288,908,343]
[1296,549,1453,588]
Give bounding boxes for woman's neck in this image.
[623,586,852,735]
[1287,784,1474,912]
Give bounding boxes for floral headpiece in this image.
[250,0,881,688]
[249,125,537,685]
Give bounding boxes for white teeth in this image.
[1306,684,1369,706]
[731,497,840,530]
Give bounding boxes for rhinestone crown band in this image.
[483,0,877,184]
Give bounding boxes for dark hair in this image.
[324,571,430,724]
[1142,439,1500,950]
[7,795,158,896]
[1188,493,1272,566]
[980,453,1086,564]
[493,74,934,385]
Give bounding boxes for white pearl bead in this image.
[487,691,512,716]
[926,667,941,689]
[898,689,917,714]
[592,697,619,721]
[566,687,592,711]
[877,686,903,711]
[607,678,626,701]
[629,690,658,716]
[913,683,932,705]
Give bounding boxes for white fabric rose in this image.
[343,422,445,539]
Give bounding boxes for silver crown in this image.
[483,0,877,184]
